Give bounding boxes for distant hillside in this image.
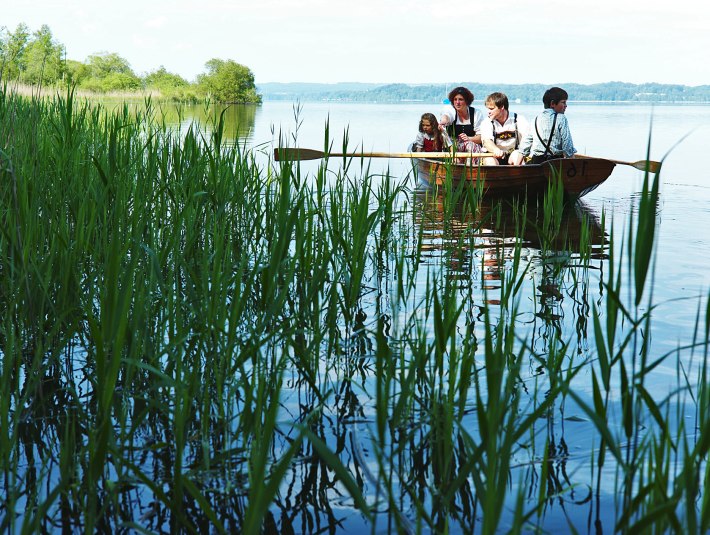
[257,82,710,103]
[257,82,382,100]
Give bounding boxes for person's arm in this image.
[438,107,454,128]
[469,108,483,145]
[558,115,577,157]
[479,120,502,156]
[481,138,500,155]
[441,129,454,149]
[509,115,532,163]
[413,132,425,151]
[518,132,532,156]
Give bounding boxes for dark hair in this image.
[448,86,474,105]
[543,87,569,109]
[485,92,509,111]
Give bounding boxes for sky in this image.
[3,0,710,87]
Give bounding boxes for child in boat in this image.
[413,113,451,152]
[480,92,530,166]
[519,87,577,164]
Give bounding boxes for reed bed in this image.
[0,87,708,533]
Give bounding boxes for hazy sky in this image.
[4,0,709,86]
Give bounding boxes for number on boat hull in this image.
[566,160,588,178]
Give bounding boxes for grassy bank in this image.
[0,88,708,533]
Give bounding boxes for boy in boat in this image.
[480,92,530,166]
[519,87,577,164]
[413,113,452,152]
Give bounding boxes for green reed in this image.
[1,87,708,533]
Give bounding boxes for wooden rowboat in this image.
[413,155,616,198]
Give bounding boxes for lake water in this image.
[219,100,710,532]
[241,99,710,332]
[63,97,710,532]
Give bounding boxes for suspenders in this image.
[491,112,518,149]
[534,112,558,157]
[449,106,477,137]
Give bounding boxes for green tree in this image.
[0,23,30,81]
[196,58,261,103]
[65,59,90,86]
[80,51,140,92]
[22,25,65,85]
[143,66,189,91]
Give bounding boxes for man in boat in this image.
[518,87,577,164]
[480,92,530,166]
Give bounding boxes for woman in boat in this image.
[480,92,530,166]
[519,87,577,164]
[438,86,483,154]
[413,113,451,152]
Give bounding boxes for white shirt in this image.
[480,111,531,153]
[440,105,483,134]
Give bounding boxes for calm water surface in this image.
[131,99,710,532]
[236,100,709,532]
[243,100,710,331]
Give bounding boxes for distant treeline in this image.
[257,82,710,103]
[0,23,261,103]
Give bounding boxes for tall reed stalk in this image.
[0,87,707,533]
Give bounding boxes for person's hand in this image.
[509,150,524,166]
[458,133,469,143]
[493,147,504,158]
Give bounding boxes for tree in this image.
[0,23,30,81]
[196,58,261,103]
[22,25,65,86]
[65,59,90,86]
[143,66,189,91]
[80,52,141,92]
[85,52,135,78]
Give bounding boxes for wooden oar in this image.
[575,153,661,173]
[274,147,493,161]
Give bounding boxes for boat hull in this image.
[413,156,616,198]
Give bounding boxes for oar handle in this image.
[274,147,494,161]
[329,151,492,158]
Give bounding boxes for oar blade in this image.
[274,148,324,161]
[576,153,661,174]
[633,160,661,173]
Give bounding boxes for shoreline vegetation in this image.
[1,23,261,104]
[1,87,709,533]
[3,82,262,105]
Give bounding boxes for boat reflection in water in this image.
[401,187,613,532]
[411,182,610,402]
[415,185,606,271]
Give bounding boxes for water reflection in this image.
[413,187,607,310]
[167,103,258,143]
[414,187,607,265]
[398,187,615,529]
[4,94,706,533]
[101,99,259,143]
